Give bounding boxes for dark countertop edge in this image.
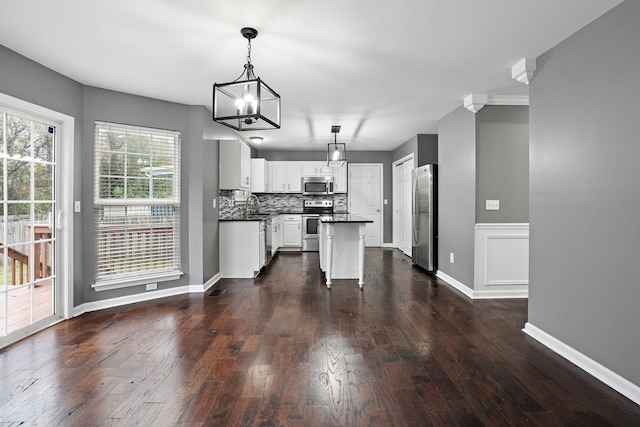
[320,214,373,223]
[220,212,305,221]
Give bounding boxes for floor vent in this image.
[208,288,225,297]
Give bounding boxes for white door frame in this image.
[392,153,414,252]
[0,92,75,321]
[347,163,383,246]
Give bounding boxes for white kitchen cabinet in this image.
[219,140,251,190]
[271,215,282,255]
[285,161,302,192]
[220,221,263,278]
[269,161,286,192]
[302,161,332,177]
[332,162,348,193]
[269,161,302,193]
[251,158,269,193]
[282,214,302,247]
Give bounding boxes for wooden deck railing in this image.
[1,225,52,286]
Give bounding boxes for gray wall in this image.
[417,134,438,167]
[0,44,85,305]
[529,0,640,385]
[82,87,193,302]
[257,150,394,243]
[186,107,225,286]
[391,134,438,166]
[437,107,476,287]
[475,105,529,223]
[392,135,418,161]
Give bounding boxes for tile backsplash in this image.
[219,191,347,218]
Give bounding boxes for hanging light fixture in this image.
[327,125,346,167]
[213,27,281,131]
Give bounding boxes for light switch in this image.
[486,200,500,210]
[74,201,81,212]
[212,198,217,209]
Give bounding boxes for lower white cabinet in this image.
[282,214,302,247]
[272,216,282,255]
[220,221,264,278]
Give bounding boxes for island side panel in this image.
[328,222,361,279]
[220,221,260,278]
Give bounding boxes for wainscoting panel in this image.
[474,223,529,298]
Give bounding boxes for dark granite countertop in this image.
[219,211,305,221]
[320,214,373,223]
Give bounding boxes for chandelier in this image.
[213,27,281,131]
[327,125,346,167]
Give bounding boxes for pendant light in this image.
[213,27,281,131]
[327,125,346,167]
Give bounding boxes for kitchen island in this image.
[319,214,373,289]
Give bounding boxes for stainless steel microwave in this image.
[302,176,334,195]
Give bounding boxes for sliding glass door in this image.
[1,107,59,340]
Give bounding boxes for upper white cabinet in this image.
[301,161,332,177]
[269,161,286,192]
[332,162,348,193]
[219,140,251,190]
[250,158,268,193]
[270,161,301,193]
[286,161,302,192]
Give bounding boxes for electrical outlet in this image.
[449,252,454,263]
[146,283,157,291]
[74,201,81,212]
[486,200,500,210]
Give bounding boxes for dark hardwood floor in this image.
[1,248,639,426]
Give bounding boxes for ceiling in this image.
[0,0,623,151]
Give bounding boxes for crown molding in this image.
[512,57,536,85]
[463,94,529,113]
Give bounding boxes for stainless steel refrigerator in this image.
[412,164,437,273]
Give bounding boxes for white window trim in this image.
[92,121,181,289]
[91,271,183,292]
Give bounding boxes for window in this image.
[93,122,181,288]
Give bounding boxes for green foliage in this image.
[97,128,176,200]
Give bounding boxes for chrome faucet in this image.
[244,194,260,217]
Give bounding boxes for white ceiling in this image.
[0,0,623,151]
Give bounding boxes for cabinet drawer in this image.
[283,215,301,221]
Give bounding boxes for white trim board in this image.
[436,270,528,299]
[474,223,529,296]
[73,273,222,317]
[523,323,640,406]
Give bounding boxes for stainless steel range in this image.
[302,199,334,251]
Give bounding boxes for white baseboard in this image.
[190,273,222,293]
[73,273,223,317]
[523,322,640,406]
[382,243,395,248]
[73,285,190,316]
[436,270,528,299]
[436,270,474,298]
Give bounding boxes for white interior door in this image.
[348,164,382,246]
[393,157,414,256]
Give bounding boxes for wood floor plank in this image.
[1,248,639,426]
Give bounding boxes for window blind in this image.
[94,121,181,283]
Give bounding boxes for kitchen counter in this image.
[219,211,304,221]
[320,214,372,223]
[318,218,369,289]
